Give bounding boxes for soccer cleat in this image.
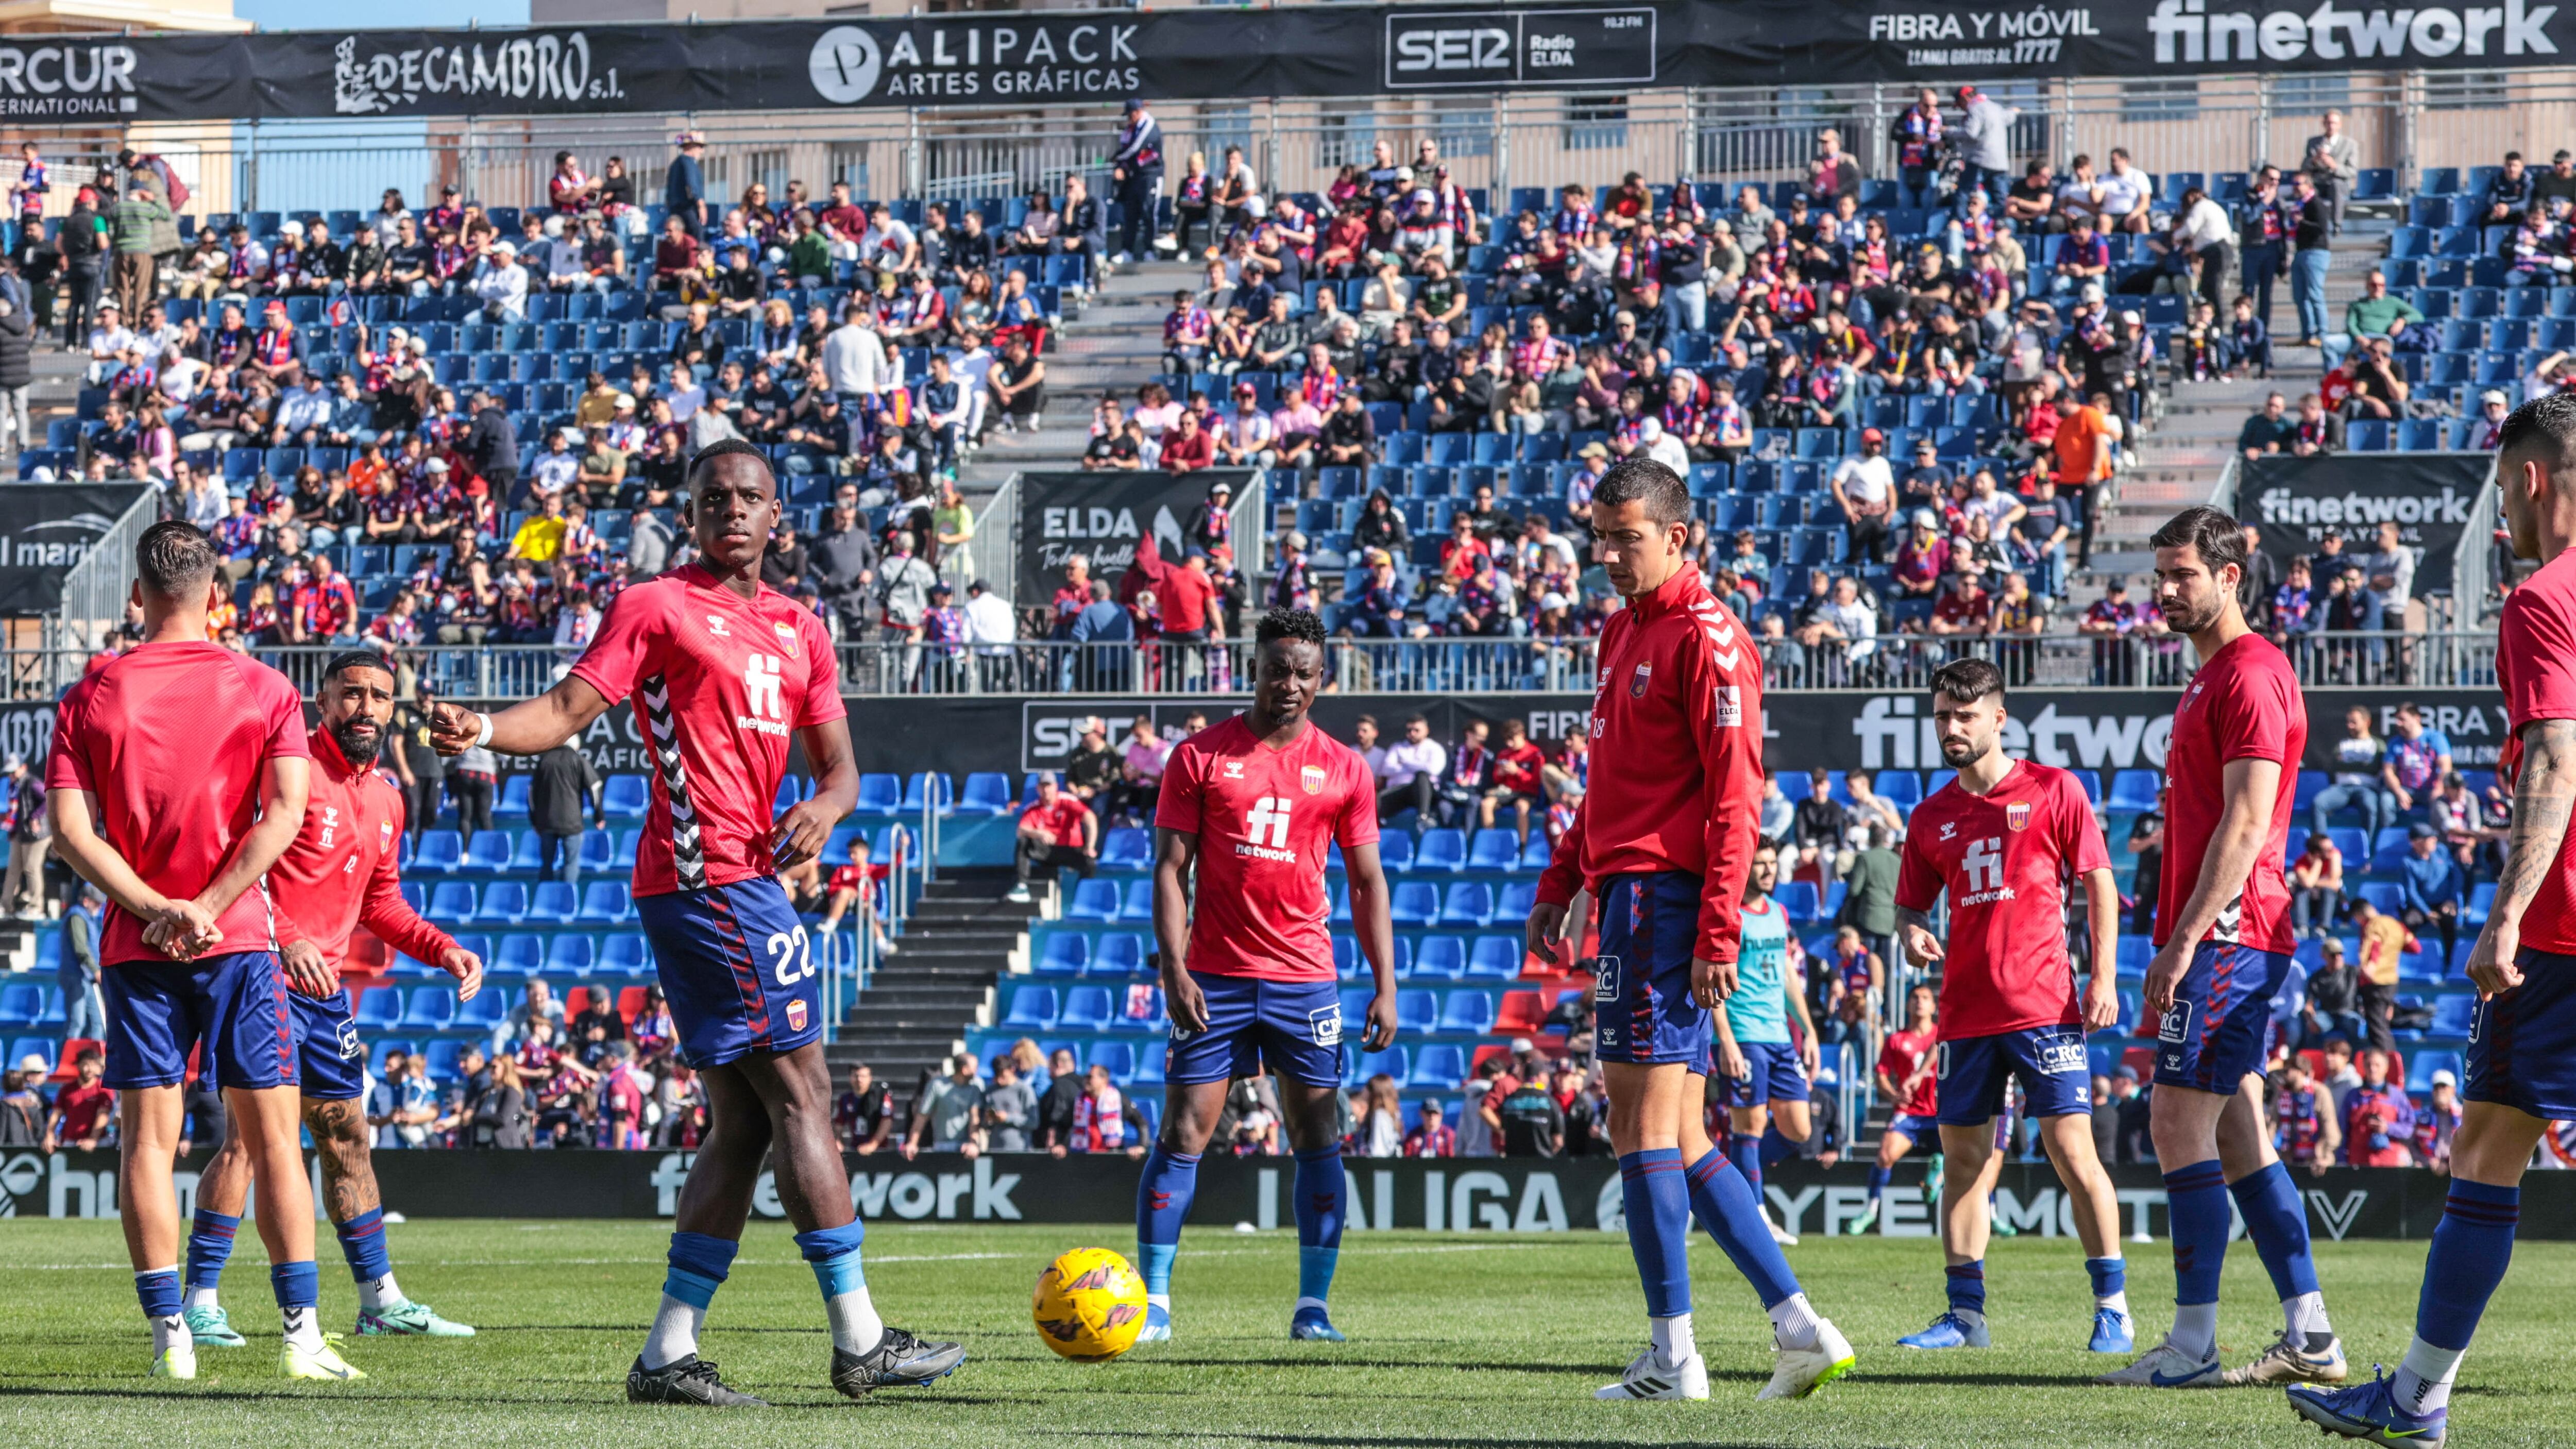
[1897,1312,1990,1350]
[1844,1201,1879,1236]
[183,1305,245,1347]
[150,1346,197,1380]
[1134,1302,1172,1342]
[2286,1369,2447,1446]
[828,1325,967,1396]
[1289,1305,1345,1341]
[2089,1308,2137,1355]
[279,1338,367,1381]
[1990,1216,2019,1238]
[1765,1210,1800,1246]
[1758,1318,1856,1400]
[1594,1346,1709,1401]
[2224,1330,2348,1386]
[2093,1335,2224,1388]
[358,1300,476,1337]
[1004,886,1032,904]
[626,1354,768,1407]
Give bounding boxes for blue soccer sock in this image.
[1726,1132,1764,1201]
[1683,1148,1801,1308]
[644,1230,738,1370]
[2393,1180,2520,1417]
[1292,1146,1345,1310]
[795,1220,882,1356]
[1946,1260,1988,1325]
[2087,1256,2130,1315]
[2229,1160,2330,1341]
[1619,1149,1693,1322]
[272,1259,323,1352]
[1865,1165,1891,1207]
[1134,1144,1200,1305]
[134,1266,181,1320]
[183,1209,239,1306]
[335,1207,393,1283]
[2163,1160,2231,1359]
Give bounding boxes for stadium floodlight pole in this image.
[2287,393,2576,1442]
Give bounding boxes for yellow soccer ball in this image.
[1032,1246,1149,1361]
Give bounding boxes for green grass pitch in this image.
[0,1219,2568,1447]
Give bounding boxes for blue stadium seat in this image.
[456,992,510,1033]
[1409,1043,1468,1088]
[496,773,532,817]
[1394,989,1439,1034]
[2065,769,2103,806]
[1347,1046,1408,1087]
[602,776,651,817]
[1466,829,1519,870]
[1494,880,1538,922]
[1376,833,1415,872]
[579,829,618,872]
[1065,880,1120,922]
[2355,881,2405,915]
[354,987,404,1029]
[401,987,457,1029]
[472,882,529,925]
[1060,986,1114,1032]
[493,934,546,974]
[2107,769,2161,812]
[578,882,633,923]
[958,772,1013,815]
[0,982,38,1027]
[2432,993,2477,1035]
[1116,880,1156,922]
[855,773,904,816]
[2408,1049,2463,1093]
[546,935,597,974]
[1088,1040,1137,1084]
[426,881,478,924]
[1098,828,1151,870]
[601,935,652,973]
[1467,936,1522,980]
[902,772,956,816]
[505,832,546,873]
[1439,882,1495,926]
[1038,934,1090,975]
[525,881,578,924]
[410,830,463,873]
[1437,990,1496,1034]
[1775,880,1821,922]
[1093,934,1148,977]
[1004,985,1058,1030]
[1412,936,1466,980]
[1518,836,1551,870]
[1414,830,1467,871]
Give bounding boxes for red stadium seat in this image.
[55,1037,101,1083]
[1496,989,1552,1034]
[617,986,647,1024]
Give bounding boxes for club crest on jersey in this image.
[1629,663,1652,698]
[773,621,798,642]
[1300,765,1326,795]
[2006,800,2033,832]
[380,819,394,848]
[787,998,808,1032]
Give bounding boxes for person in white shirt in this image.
[2366,518,2416,614]
[1639,415,1691,475]
[662,361,705,422]
[1830,427,1898,563]
[84,305,135,383]
[2165,185,2235,313]
[530,428,582,499]
[2096,148,2149,232]
[473,240,530,322]
[1959,467,2026,533]
[857,204,917,286]
[552,588,598,668]
[157,347,204,405]
[821,302,889,400]
[545,224,588,291]
[273,372,333,444]
[963,578,1017,684]
[948,339,994,439]
[1374,714,1449,824]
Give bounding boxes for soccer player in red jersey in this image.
[1134,607,1395,1344]
[1888,659,2130,1354]
[1850,983,1941,1236]
[184,651,484,1346]
[43,521,336,1382]
[2290,394,2576,1443]
[1524,459,1853,1403]
[2106,506,2344,1390]
[431,441,963,1404]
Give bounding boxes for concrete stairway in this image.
[955,258,1198,499]
[824,867,1037,1096]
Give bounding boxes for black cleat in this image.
[828,1326,968,1396]
[626,1353,768,1406]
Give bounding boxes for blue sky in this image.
[234,0,531,30]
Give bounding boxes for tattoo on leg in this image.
[307,1099,382,1223]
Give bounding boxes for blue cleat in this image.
[2287,1369,2447,1446]
[2089,1308,2136,1355]
[1897,1312,1989,1350]
[1133,1302,1171,1343]
[1288,1305,1345,1342]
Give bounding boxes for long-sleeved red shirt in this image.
[1536,566,1766,964]
[271,726,456,974]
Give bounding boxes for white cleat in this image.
[1766,1211,1801,1246]
[1757,1318,1856,1400]
[1595,1346,1709,1401]
[2092,1334,2223,1388]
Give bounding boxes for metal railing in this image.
[819,817,927,1044]
[48,486,160,654]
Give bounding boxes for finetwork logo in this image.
[2253,483,2476,527]
[2145,0,2559,62]
[1851,695,2172,771]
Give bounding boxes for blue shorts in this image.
[636,876,821,1069]
[2467,950,2576,1120]
[101,952,292,1092]
[2155,941,2293,1092]
[1888,1112,1942,1142]
[1165,972,1344,1088]
[290,986,366,1101]
[1720,1039,1810,1107]
[1937,1025,2093,1126]
[1591,872,1709,1067]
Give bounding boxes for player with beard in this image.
[184,650,483,1346]
[1888,658,2131,1355]
[432,440,963,1404]
[2102,507,2344,1390]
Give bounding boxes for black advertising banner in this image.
[0,483,147,614]
[23,3,2576,124]
[15,1145,2566,1239]
[1016,469,1246,606]
[2244,452,2489,598]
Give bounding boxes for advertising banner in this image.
[0,483,148,614]
[21,4,2574,123]
[1015,470,1247,607]
[9,1147,2552,1240]
[2244,452,2490,598]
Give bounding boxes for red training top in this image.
[1020,794,1092,849]
[1877,1026,1939,1118]
[1155,714,1376,982]
[269,726,456,973]
[1536,567,1765,964]
[570,563,845,897]
[2498,547,2576,952]
[46,641,309,964]
[1896,759,2110,1039]
[2155,630,2305,954]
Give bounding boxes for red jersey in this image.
[2156,631,2305,953]
[569,564,844,897]
[1020,795,1091,849]
[1896,760,2110,1039]
[1154,714,1376,982]
[268,727,455,973]
[45,642,309,964]
[2497,549,2576,952]
[53,1080,113,1139]
[1536,568,1764,964]
[1877,1027,1939,1117]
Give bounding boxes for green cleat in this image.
[183,1305,245,1347]
[357,1300,476,1337]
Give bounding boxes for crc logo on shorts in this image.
[786,998,808,1033]
[334,1018,361,1062]
[1309,1004,1343,1047]
[1592,955,1620,1003]
[2159,1000,2194,1046]
[2036,1034,2088,1075]
[2006,800,2032,832]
